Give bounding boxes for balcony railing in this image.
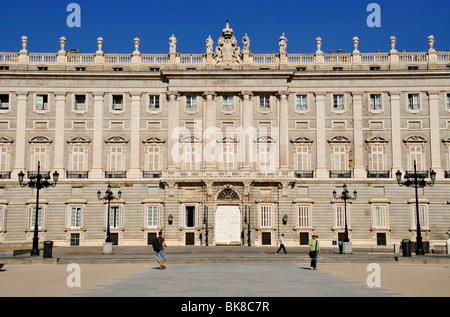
[404,170,429,179]
[329,170,352,178]
[105,171,127,178]
[66,171,89,179]
[367,170,390,178]
[142,171,162,178]
[0,171,11,179]
[294,170,314,178]
[27,171,50,179]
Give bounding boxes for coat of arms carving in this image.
[213,22,242,66]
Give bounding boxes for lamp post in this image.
[333,184,357,251]
[204,191,209,246]
[18,161,59,256]
[396,160,435,255]
[245,191,251,246]
[97,184,122,244]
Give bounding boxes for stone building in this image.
[0,24,449,249]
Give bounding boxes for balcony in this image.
[142,171,162,178]
[66,171,89,179]
[294,170,314,178]
[329,170,352,178]
[367,170,390,178]
[27,171,50,179]
[0,171,11,179]
[404,170,429,179]
[105,171,127,179]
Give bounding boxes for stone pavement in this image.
[0,245,449,300]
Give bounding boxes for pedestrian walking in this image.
[276,234,287,254]
[154,230,167,270]
[308,234,321,270]
[338,238,343,254]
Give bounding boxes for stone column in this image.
[390,92,402,174]
[90,92,104,178]
[54,92,66,177]
[429,92,443,177]
[167,91,180,170]
[12,92,28,177]
[315,93,328,178]
[277,91,289,171]
[352,93,365,178]
[240,91,254,170]
[203,91,217,171]
[128,93,141,178]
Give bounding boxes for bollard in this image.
[402,239,411,257]
[43,241,53,258]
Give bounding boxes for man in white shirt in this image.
[275,234,287,254]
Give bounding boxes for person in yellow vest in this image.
[308,234,321,270]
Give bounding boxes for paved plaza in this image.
[0,246,449,300]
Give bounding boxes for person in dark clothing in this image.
[276,234,287,254]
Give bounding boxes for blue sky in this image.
[0,0,448,54]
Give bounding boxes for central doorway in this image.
[215,205,241,245]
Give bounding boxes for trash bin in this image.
[43,241,53,258]
[402,239,411,257]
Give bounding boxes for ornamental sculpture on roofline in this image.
[213,22,242,65]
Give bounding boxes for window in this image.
[408,94,420,110]
[260,95,270,110]
[112,95,123,111]
[183,144,201,170]
[110,146,124,171]
[372,205,388,229]
[186,96,197,111]
[447,93,450,110]
[259,204,273,228]
[184,205,197,228]
[335,205,348,228]
[222,144,235,170]
[32,146,47,171]
[147,146,160,171]
[296,146,309,171]
[0,206,4,229]
[409,145,423,170]
[71,147,85,171]
[297,205,311,228]
[258,144,271,171]
[333,95,344,110]
[412,205,428,229]
[0,94,9,110]
[36,95,48,110]
[74,95,86,111]
[149,95,160,110]
[146,206,159,228]
[333,145,347,170]
[370,145,385,171]
[27,207,44,229]
[296,95,307,110]
[0,146,7,171]
[108,206,122,229]
[69,206,83,228]
[222,96,233,111]
[370,94,382,111]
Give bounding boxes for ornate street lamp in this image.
[204,191,209,246]
[333,184,357,244]
[244,191,251,246]
[396,160,435,255]
[18,161,59,256]
[97,184,122,243]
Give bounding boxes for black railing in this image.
[27,171,50,179]
[329,170,352,178]
[404,170,429,179]
[66,171,89,179]
[367,170,390,178]
[142,171,162,178]
[105,171,127,178]
[294,170,314,178]
[0,171,11,179]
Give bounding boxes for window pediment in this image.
[142,136,165,144]
[0,136,14,143]
[327,136,350,143]
[403,135,427,143]
[254,136,277,144]
[105,136,129,144]
[29,135,53,144]
[67,135,91,144]
[180,136,202,143]
[365,136,388,144]
[217,136,239,144]
[290,136,313,144]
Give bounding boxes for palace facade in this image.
[0,24,449,249]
